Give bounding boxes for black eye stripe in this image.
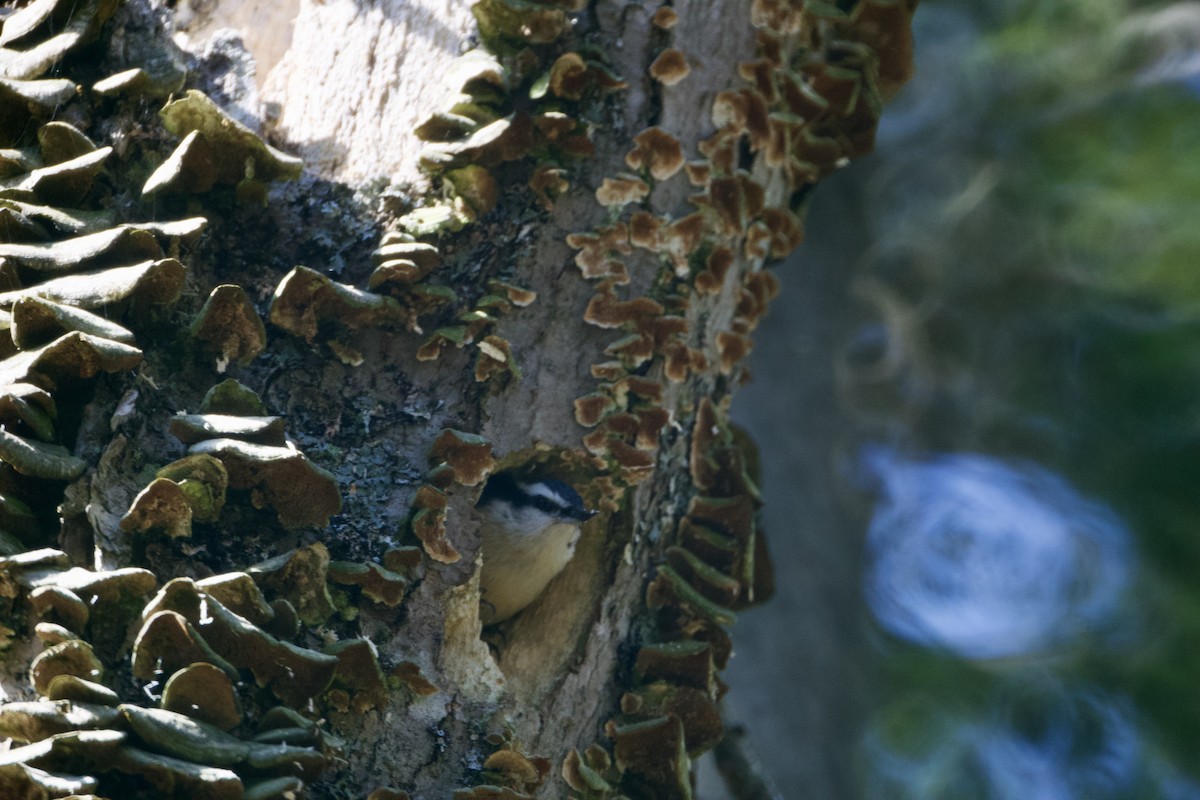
[531,497,562,513]
[477,473,594,520]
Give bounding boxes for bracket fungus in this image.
[159,91,303,185]
[188,438,341,529]
[189,284,268,368]
[649,48,691,86]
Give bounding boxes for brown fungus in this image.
[27,584,88,633]
[142,130,217,196]
[44,675,119,706]
[0,331,141,394]
[683,160,710,187]
[472,0,568,45]
[159,91,302,184]
[533,115,595,159]
[759,206,805,258]
[11,147,113,208]
[429,429,495,487]
[487,279,536,307]
[694,246,735,295]
[120,477,194,539]
[528,165,569,210]
[0,427,85,479]
[715,330,753,373]
[102,744,244,799]
[562,746,616,794]
[659,213,706,273]
[584,289,664,330]
[483,749,547,792]
[665,546,741,608]
[188,438,341,529]
[851,0,917,99]
[604,332,655,368]
[416,327,465,361]
[621,683,723,756]
[118,704,328,777]
[131,610,239,681]
[29,639,103,695]
[141,579,339,706]
[269,265,405,342]
[610,714,691,799]
[371,240,440,274]
[0,78,77,148]
[628,211,662,251]
[574,393,616,428]
[328,560,410,607]
[0,699,121,743]
[697,130,737,176]
[200,378,266,416]
[737,59,779,105]
[625,127,685,181]
[0,258,186,311]
[410,484,458,563]
[476,335,519,383]
[247,544,336,627]
[161,663,243,732]
[649,48,691,86]
[419,115,534,171]
[155,453,229,524]
[325,638,388,713]
[194,572,275,628]
[390,660,439,697]
[447,164,499,215]
[541,52,627,101]
[10,295,135,349]
[567,223,632,283]
[647,565,737,628]
[634,641,716,693]
[652,6,680,28]
[189,284,267,368]
[595,175,650,209]
[93,66,184,99]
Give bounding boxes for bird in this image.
[474,472,597,624]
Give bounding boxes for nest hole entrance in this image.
[475,451,608,704]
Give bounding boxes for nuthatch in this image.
[475,473,596,623]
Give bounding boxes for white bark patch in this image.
[174,0,476,185]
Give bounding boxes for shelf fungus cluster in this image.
[1,495,413,797]
[562,399,771,799]
[268,0,612,384]
[122,379,340,536]
[0,548,350,799]
[406,429,497,565]
[413,7,617,207]
[568,0,913,486]
[559,1,914,797]
[145,91,303,204]
[269,244,535,381]
[274,0,618,378]
[0,3,407,798]
[0,0,216,563]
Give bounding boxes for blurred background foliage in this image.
[831,0,1200,795]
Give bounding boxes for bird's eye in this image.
[533,497,560,514]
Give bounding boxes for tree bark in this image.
[0,0,915,797]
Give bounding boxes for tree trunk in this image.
[0,0,914,797]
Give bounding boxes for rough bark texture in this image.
[0,0,914,797]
